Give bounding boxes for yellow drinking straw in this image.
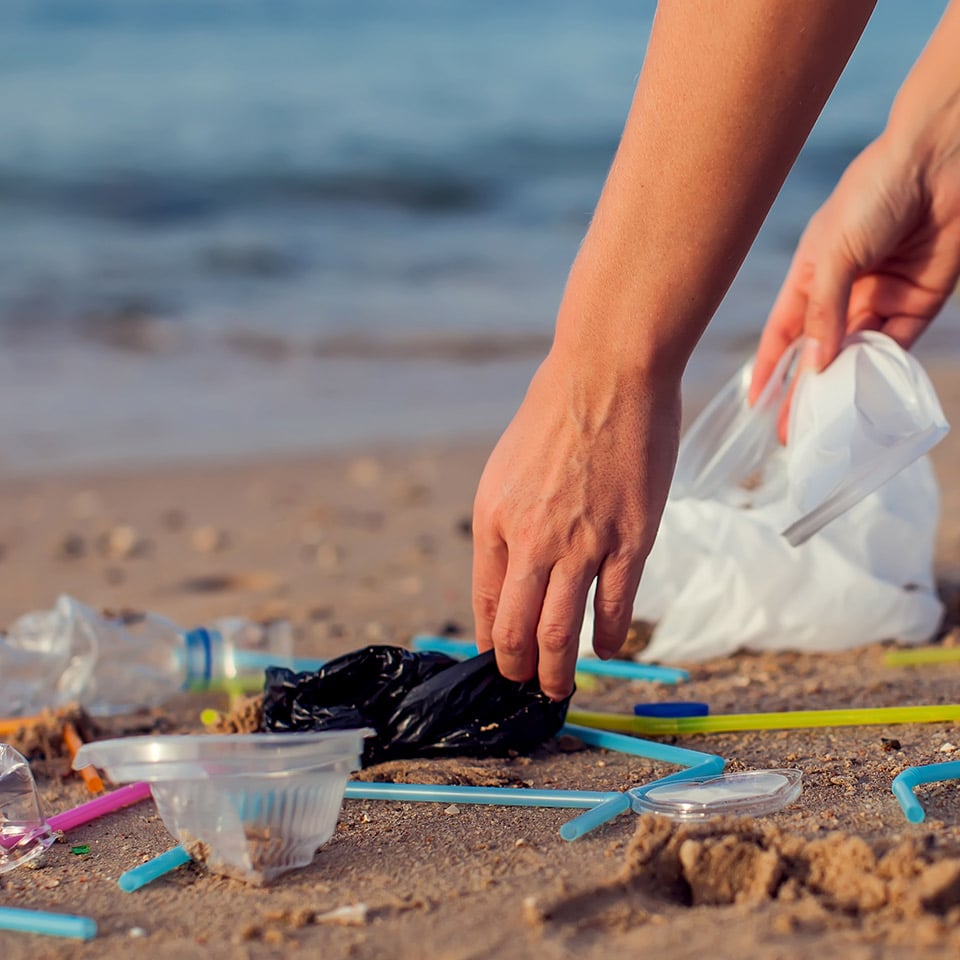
[567,703,960,737]
[884,647,960,667]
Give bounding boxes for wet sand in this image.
[3,364,960,959]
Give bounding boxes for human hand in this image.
[749,131,960,439]
[471,350,681,700]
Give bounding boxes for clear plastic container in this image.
[0,596,294,717]
[0,745,55,874]
[73,730,370,884]
[629,768,802,821]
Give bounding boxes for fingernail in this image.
[799,338,825,374]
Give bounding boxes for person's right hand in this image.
[749,129,960,438]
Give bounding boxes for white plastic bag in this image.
[581,332,949,663]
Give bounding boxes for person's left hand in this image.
[471,347,681,701]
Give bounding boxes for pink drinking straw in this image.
[47,781,152,833]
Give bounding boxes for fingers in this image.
[472,530,507,654]
[749,257,808,405]
[797,250,854,375]
[881,315,932,351]
[489,558,548,688]
[534,562,595,701]
[592,555,643,659]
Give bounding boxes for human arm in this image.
[472,1,877,700]
[750,0,960,432]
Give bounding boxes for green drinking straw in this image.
[884,647,960,667]
[892,761,960,823]
[568,703,960,737]
[0,907,97,940]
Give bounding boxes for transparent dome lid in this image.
[629,768,802,821]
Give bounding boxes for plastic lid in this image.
[781,332,949,545]
[628,768,802,821]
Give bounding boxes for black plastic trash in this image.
[261,645,570,766]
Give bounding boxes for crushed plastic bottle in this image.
[0,596,293,717]
[0,744,55,874]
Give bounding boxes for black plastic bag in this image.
[261,645,570,766]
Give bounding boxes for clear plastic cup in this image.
[0,745,55,873]
[74,730,370,884]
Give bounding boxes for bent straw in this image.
[344,782,621,808]
[568,704,960,737]
[556,726,725,842]
[0,907,97,940]
[48,781,152,834]
[411,635,689,684]
[892,761,960,823]
[62,722,103,794]
[119,844,192,892]
[884,647,960,667]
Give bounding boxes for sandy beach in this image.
[2,363,960,960]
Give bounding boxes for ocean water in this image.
[1,0,957,472]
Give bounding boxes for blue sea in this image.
[1,0,957,472]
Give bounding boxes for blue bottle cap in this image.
[633,701,710,718]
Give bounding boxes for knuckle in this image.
[594,595,631,625]
[492,627,531,660]
[537,624,576,657]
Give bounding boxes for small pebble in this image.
[57,533,86,560]
[443,805,460,816]
[190,525,228,554]
[521,897,545,926]
[315,903,368,927]
[880,738,901,752]
[939,742,956,754]
[102,524,143,559]
[128,927,147,939]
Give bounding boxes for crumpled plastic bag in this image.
[580,332,949,663]
[261,645,570,766]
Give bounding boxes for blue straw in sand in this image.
[344,782,620,808]
[229,651,326,673]
[411,636,688,684]
[118,784,622,892]
[892,761,960,823]
[556,725,725,841]
[118,844,192,892]
[0,907,97,940]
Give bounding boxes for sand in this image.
[3,363,960,959]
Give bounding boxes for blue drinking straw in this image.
[118,844,192,892]
[344,782,621,808]
[229,651,326,673]
[118,783,621,892]
[410,635,689,684]
[892,761,960,823]
[561,724,721,768]
[0,907,97,940]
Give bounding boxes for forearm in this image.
[886,0,960,163]
[553,0,876,380]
